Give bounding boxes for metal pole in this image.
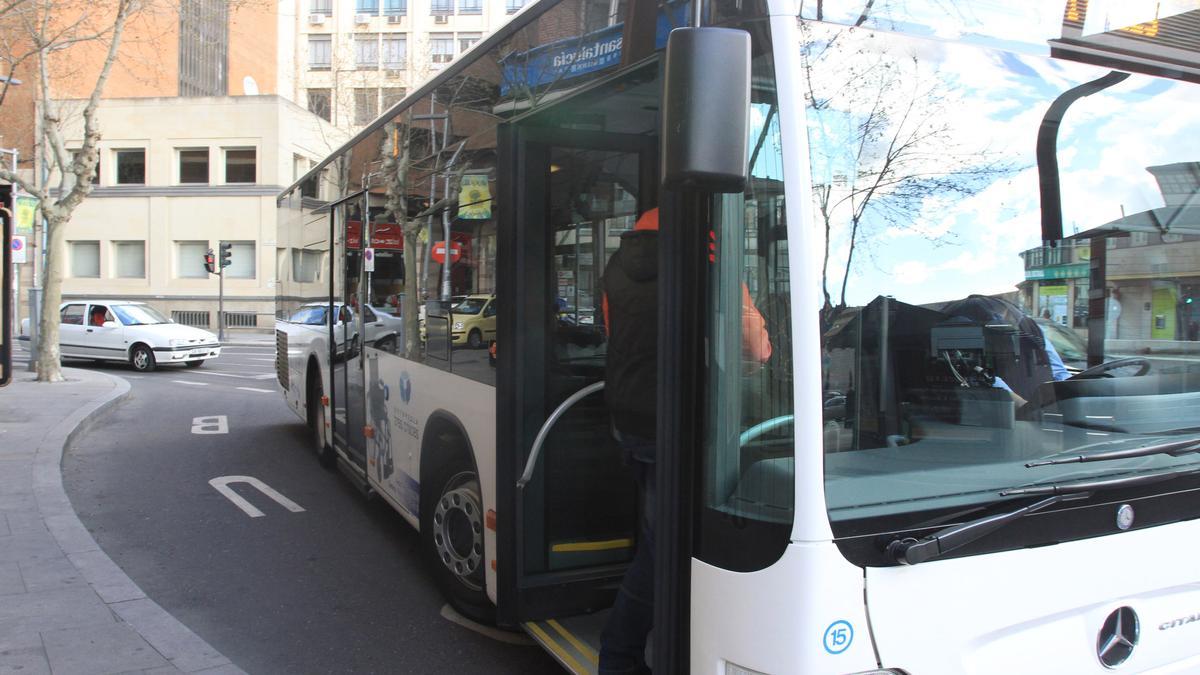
[26,286,40,371]
[218,268,225,342]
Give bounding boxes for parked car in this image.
[451,294,497,348]
[289,302,404,356]
[21,300,220,372]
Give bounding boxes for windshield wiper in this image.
[1000,465,1200,497]
[886,465,1200,565]
[1026,436,1200,467]
[886,492,1091,565]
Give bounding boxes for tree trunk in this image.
[402,230,421,360]
[36,213,66,382]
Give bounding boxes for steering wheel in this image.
[1070,356,1151,379]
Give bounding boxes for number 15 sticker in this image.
[823,620,854,654]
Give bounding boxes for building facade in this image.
[49,96,345,331]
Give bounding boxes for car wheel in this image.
[375,334,397,353]
[186,360,204,368]
[130,345,156,372]
[467,329,483,349]
[421,444,493,624]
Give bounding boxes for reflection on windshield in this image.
[455,299,486,315]
[807,18,1200,527]
[290,306,327,325]
[113,305,170,326]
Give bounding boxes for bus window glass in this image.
[699,20,794,572]
[806,17,1200,562]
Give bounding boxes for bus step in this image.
[548,538,633,569]
[523,611,608,675]
[336,455,375,499]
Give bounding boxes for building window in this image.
[459,0,481,13]
[70,241,100,278]
[356,0,379,12]
[308,34,332,69]
[382,36,406,69]
[115,149,145,185]
[178,0,229,96]
[221,241,256,279]
[354,88,379,125]
[382,87,407,110]
[307,88,332,121]
[458,32,481,52]
[224,148,257,184]
[310,0,332,14]
[431,0,452,15]
[178,148,209,184]
[177,241,209,278]
[384,0,406,15]
[113,241,146,278]
[431,34,453,64]
[506,0,524,13]
[70,150,100,185]
[355,35,379,69]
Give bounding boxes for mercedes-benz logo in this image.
[1097,606,1139,668]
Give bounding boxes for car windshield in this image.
[289,306,328,325]
[454,298,487,315]
[112,305,170,326]
[805,10,1200,530]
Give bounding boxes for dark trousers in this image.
[599,434,655,675]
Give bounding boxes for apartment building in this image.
[294,0,524,129]
[52,96,345,330]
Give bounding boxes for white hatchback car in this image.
[22,300,221,372]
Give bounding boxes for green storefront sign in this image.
[1026,263,1089,281]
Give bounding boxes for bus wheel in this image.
[422,453,493,623]
[309,376,336,469]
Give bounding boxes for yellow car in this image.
[451,294,496,348]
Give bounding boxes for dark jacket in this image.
[603,229,658,439]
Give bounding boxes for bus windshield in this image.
[807,6,1200,538]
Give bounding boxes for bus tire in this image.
[308,370,336,470]
[421,443,493,624]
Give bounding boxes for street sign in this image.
[364,247,375,272]
[431,240,462,264]
[11,235,26,264]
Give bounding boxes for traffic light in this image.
[204,249,215,274]
[219,242,232,270]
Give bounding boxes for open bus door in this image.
[496,64,664,673]
[328,190,371,479]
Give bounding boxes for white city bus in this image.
[275,0,1200,672]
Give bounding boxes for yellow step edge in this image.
[550,538,633,553]
[525,621,588,675]
[547,618,599,666]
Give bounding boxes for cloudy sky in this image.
[802,7,1200,307]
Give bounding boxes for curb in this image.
[31,368,245,674]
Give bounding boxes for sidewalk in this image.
[0,368,243,675]
[219,331,275,348]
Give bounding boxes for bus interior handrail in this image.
[516,381,605,489]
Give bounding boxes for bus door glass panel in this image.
[59,303,87,358]
[333,199,368,469]
[526,144,645,576]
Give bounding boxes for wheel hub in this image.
[432,481,483,590]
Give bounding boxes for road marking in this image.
[208,476,305,518]
[173,380,209,386]
[236,387,274,393]
[189,370,276,381]
[242,357,277,362]
[192,415,229,434]
[440,605,535,646]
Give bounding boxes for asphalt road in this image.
[55,344,561,675]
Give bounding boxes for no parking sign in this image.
[10,235,26,264]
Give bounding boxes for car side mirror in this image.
[102,321,119,329]
[661,27,752,193]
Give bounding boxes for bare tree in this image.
[0,0,141,382]
[801,23,1016,321]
